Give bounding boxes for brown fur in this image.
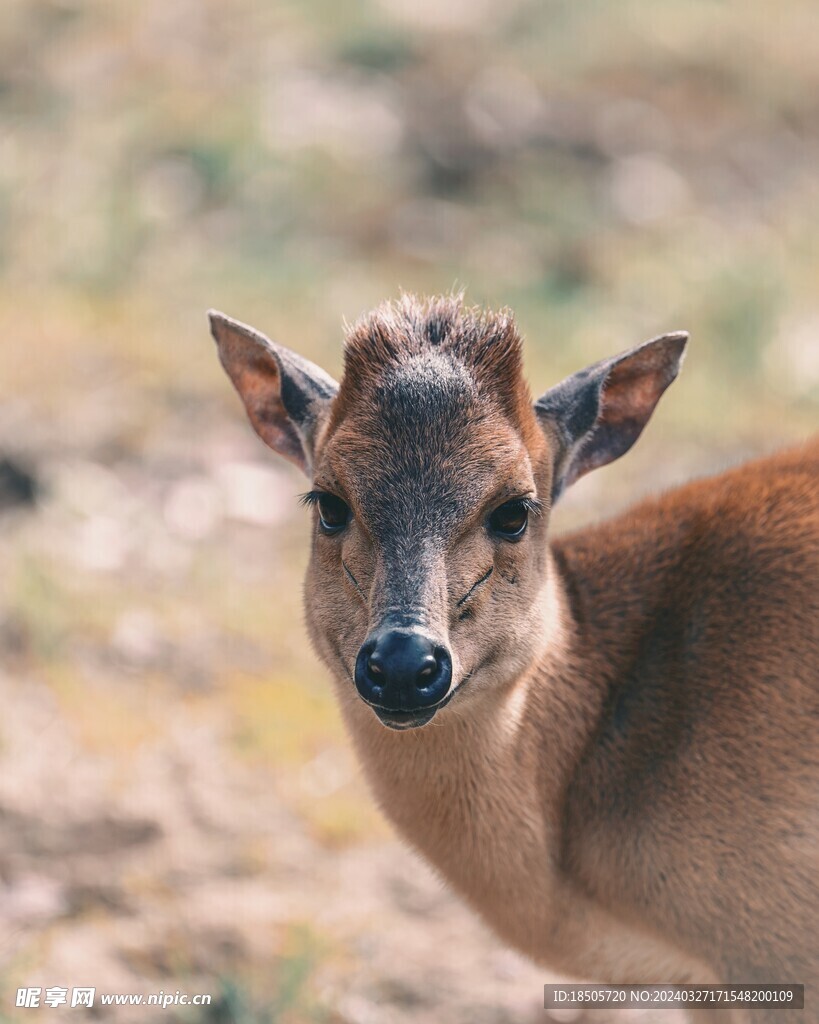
[339,295,530,419]
[209,296,819,1023]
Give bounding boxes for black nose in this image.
[354,629,452,711]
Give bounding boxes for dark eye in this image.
[488,499,529,541]
[317,493,350,534]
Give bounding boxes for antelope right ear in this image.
[208,311,338,476]
[535,332,688,502]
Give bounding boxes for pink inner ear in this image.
[235,359,306,470]
[564,339,684,488]
[210,309,338,478]
[213,322,308,471]
[602,366,667,426]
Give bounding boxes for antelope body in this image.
[209,296,819,1020]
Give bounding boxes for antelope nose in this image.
[354,629,452,711]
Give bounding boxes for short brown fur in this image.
[209,296,819,1023]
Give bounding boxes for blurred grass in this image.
[195,932,327,1024]
[229,672,388,847]
[230,674,345,765]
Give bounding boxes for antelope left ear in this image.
[535,332,688,502]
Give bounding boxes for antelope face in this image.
[210,295,686,730]
[304,346,552,730]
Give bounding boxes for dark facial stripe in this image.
[342,559,367,603]
[456,566,494,608]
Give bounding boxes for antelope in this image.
[208,295,818,1019]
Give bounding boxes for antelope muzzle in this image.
[354,627,453,729]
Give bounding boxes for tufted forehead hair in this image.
[336,293,532,426]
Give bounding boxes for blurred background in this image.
[0,0,816,1021]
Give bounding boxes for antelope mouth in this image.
[373,707,439,730]
[370,677,467,730]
